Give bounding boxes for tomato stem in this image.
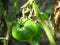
[22,8,25,18]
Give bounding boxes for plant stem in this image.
[21,1,30,8]
[4,22,12,45]
[0,37,5,40]
[32,1,56,45]
[14,0,18,21]
[22,8,25,18]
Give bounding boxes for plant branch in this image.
[32,1,56,45]
[4,22,12,45]
[0,37,5,40]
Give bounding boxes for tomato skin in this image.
[12,17,38,41]
[31,23,42,42]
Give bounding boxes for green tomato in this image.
[31,23,42,43]
[12,17,37,41]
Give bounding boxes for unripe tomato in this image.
[31,23,42,42]
[12,17,37,41]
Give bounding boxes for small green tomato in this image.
[12,17,37,41]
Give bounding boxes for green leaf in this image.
[32,1,49,21]
[40,12,49,20]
